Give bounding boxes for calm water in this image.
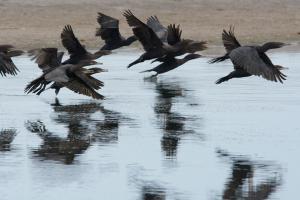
[0,51,299,200]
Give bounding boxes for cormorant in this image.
[210,26,287,84]
[96,12,137,50]
[123,10,206,68]
[25,49,105,99]
[61,25,111,64]
[0,45,23,76]
[141,53,201,76]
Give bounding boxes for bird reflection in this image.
[217,149,282,200]
[148,79,199,158]
[25,98,132,164]
[25,120,91,164]
[141,185,166,200]
[0,129,17,151]
[93,107,120,144]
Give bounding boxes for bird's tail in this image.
[187,41,207,53]
[209,53,229,64]
[274,65,287,83]
[24,76,49,95]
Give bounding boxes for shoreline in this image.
[0,0,299,51]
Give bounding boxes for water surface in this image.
[0,51,299,199]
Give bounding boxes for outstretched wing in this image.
[147,16,167,42]
[0,45,22,76]
[230,46,286,83]
[96,12,123,43]
[167,24,182,45]
[222,26,241,53]
[28,48,64,72]
[63,74,104,100]
[123,10,162,51]
[61,25,87,57]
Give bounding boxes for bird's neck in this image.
[124,36,137,45]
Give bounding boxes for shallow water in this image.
[0,51,299,200]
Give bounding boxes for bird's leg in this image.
[55,87,61,95]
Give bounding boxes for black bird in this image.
[28,48,64,95]
[25,50,105,99]
[96,12,137,50]
[210,26,287,84]
[141,53,201,76]
[29,48,104,95]
[61,25,111,64]
[0,45,23,76]
[123,10,206,68]
[146,15,168,43]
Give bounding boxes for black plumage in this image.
[26,48,105,99]
[96,12,137,50]
[141,53,201,76]
[210,26,287,84]
[123,10,206,68]
[0,45,23,76]
[62,25,111,64]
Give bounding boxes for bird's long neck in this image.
[257,42,286,53]
[124,36,137,46]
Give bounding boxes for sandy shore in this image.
[0,0,299,52]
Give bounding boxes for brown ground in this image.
[0,0,299,53]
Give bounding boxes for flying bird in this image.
[140,53,201,76]
[0,45,23,76]
[123,10,206,68]
[26,48,105,99]
[61,25,111,64]
[209,26,287,84]
[96,12,137,50]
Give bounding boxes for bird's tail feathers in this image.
[209,53,229,64]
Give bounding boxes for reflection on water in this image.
[217,149,282,200]
[141,185,166,200]
[25,98,133,164]
[25,120,91,164]
[0,129,17,151]
[147,78,202,158]
[0,53,299,199]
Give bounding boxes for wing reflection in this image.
[217,149,282,200]
[25,98,133,164]
[0,129,17,151]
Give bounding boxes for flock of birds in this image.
[0,10,289,100]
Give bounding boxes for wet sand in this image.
[0,0,299,51]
